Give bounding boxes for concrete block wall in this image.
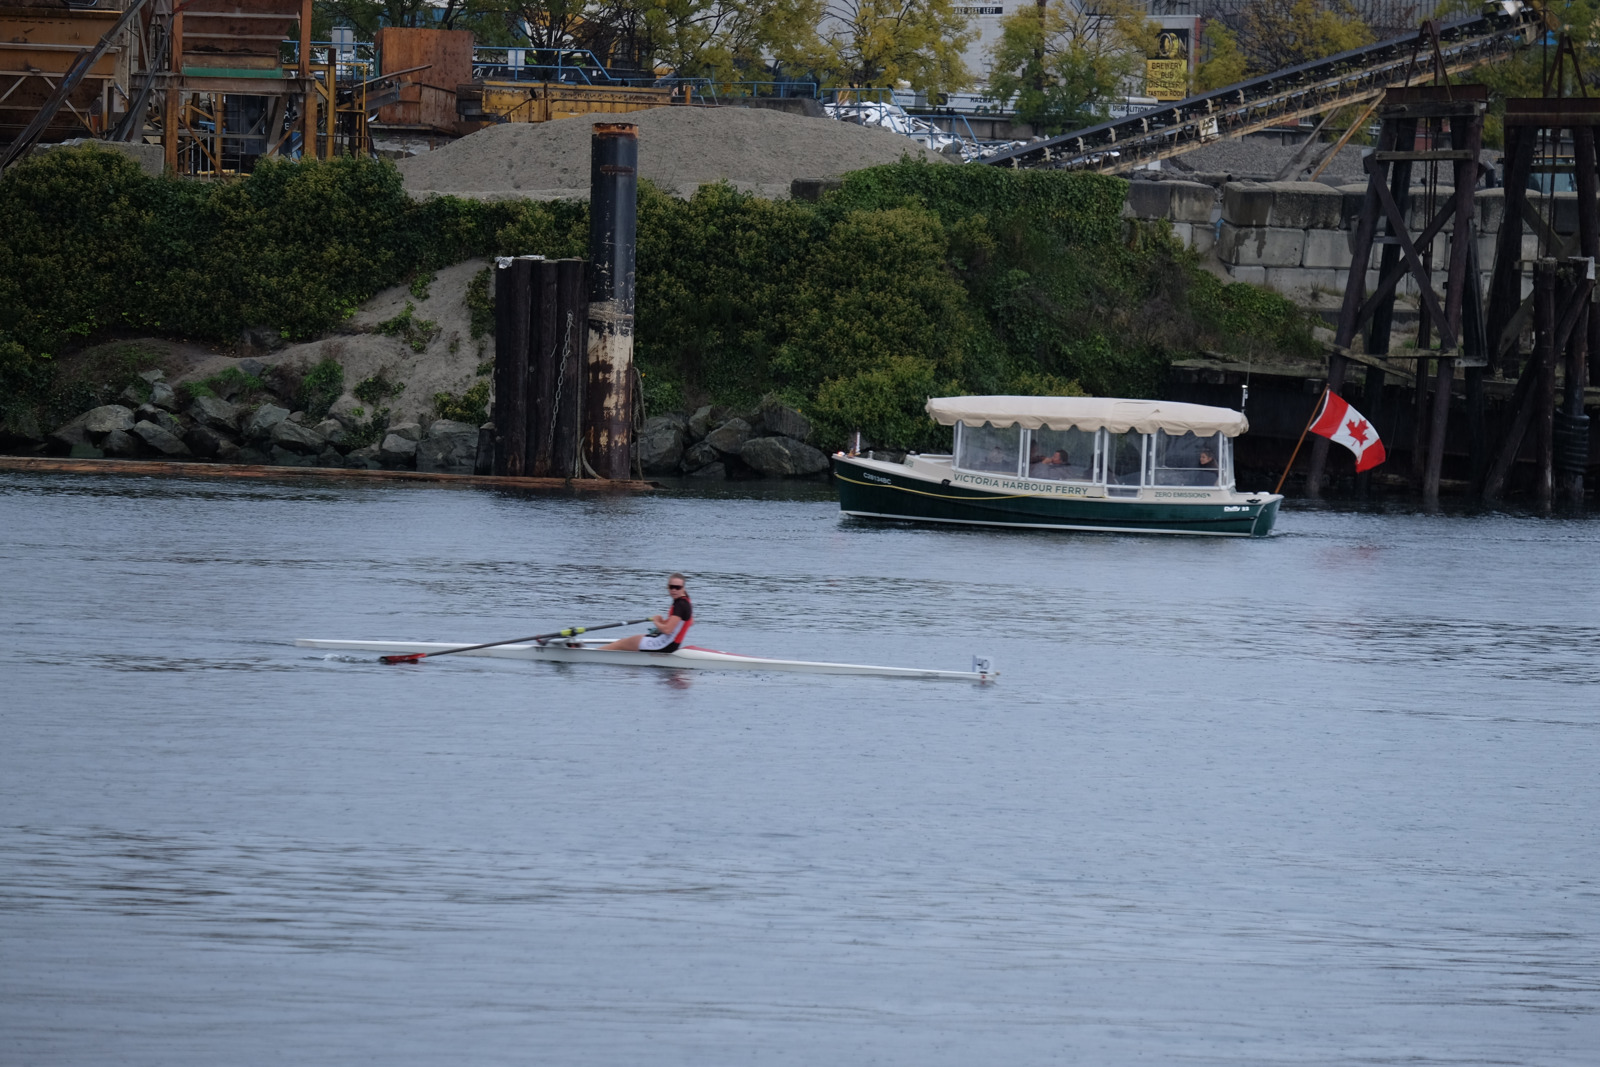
[1122,178,1575,305]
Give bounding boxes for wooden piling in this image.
[1535,259,1559,510]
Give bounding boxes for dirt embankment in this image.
[395,104,943,201]
[169,258,492,426]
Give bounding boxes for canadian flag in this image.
[1310,391,1387,472]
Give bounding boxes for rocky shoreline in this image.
[15,363,835,482]
[635,399,832,479]
[35,364,483,476]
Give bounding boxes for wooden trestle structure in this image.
[1482,98,1598,507]
[1316,78,1597,507]
[1315,85,1487,505]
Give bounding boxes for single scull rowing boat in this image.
[296,638,996,681]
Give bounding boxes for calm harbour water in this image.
[2,471,1598,1065]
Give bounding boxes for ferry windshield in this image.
[956,422,1022,475]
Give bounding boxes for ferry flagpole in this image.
[1274,386,1330,496]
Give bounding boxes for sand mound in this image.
[396,105,944,200]
[171,258,491,427]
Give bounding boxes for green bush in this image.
[0,151,1318,452]
[297,357,344,419]
[353,367,404,406]
[433,379,489,425]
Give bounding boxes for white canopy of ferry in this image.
[925,396,1250,437]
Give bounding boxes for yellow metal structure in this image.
[479,81,671,124]
[0,0,133,144]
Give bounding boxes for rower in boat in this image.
[599,573,692,653]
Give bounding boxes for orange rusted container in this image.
[374,27,473,133]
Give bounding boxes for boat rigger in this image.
[296,639,996,682]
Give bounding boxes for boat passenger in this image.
[601,573,693,653]
[1029,449,1071,480]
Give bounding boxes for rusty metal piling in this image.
[585,122,638,481]
[492,256,533,477]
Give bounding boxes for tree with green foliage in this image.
[613,0,826,80]
[987,0,1155,136]
[1194,20,1247,91]
[1230,0,1374,76]
[812,0,973,92]
[1435,0,1600,147]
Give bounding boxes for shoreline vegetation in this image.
[0,147,1317,473]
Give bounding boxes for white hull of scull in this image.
[296,639,995,682]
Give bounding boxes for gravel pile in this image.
[1168,136,1370,182]
[397,105,943,200]
[1169,135,1501,185]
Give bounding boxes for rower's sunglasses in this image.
[668,583,684,590]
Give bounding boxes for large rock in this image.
[271,418,326,454]
[379,433,419,467]
[136,405,185,437]
[388,421,423,443]
[687,405,715,440]
[327,393,366,428]
[416,420,479,473]
[686,461,726,480]
[149,381,179,412]
[83,404,136,439]
[704,417,751,456]
[681,440,719,472]
[427,418,478,439]
[314,418,346,447]
[347,443,383,469]
[0,408,43,445]
[129,421,192,457]
[636,416,686,475]
[269,445,316,467]
[739,435,830,477]
[47,412,91,452]
[183,425,234,459]
[241,403,289,441]
[100,428,139,456]
[754,400,811,443]
[316,447,344,468]
[187,395,241,433]
[235,446,271,465]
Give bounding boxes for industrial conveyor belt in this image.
[981,2,1541,174]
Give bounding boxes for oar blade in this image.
[379,652,425,664]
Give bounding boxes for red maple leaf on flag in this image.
[1345,418,1370,446]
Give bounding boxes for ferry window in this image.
[1025,427,1097,481]
[955,421,1022,475]
[1153,430,1222,487]
[1106,430,1146,486]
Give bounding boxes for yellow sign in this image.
[1145,59,1187,101]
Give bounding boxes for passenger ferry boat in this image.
[832,396,1282,537]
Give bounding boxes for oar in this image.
[378,619,652,664]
